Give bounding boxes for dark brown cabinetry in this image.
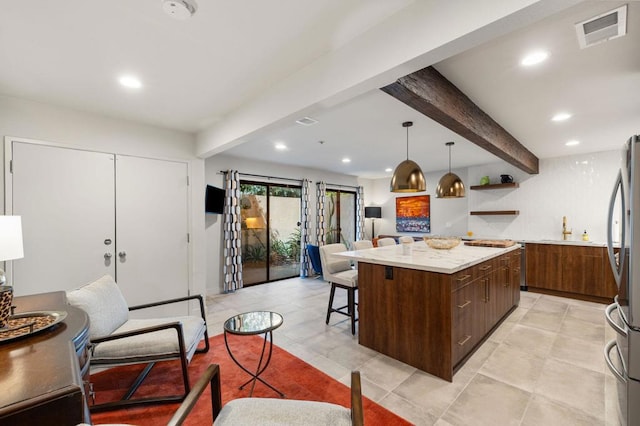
[526,243,617,303]
[359,248,520,382]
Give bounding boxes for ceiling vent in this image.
[575,5,627,49]
[295,116,319,126]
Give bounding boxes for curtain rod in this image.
[322,182,359,190]
[219,170,303,183]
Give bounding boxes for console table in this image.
[0,291,90,424]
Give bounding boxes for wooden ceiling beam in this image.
[381,66,539,174]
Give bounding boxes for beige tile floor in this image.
[206,277,621,425]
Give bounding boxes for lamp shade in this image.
[436,141,465,198]
[364,207,382,219]
[0,216,24,261]
[390,160,427,192]
[436,172,466,198]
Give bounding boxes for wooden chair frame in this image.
[89,294,210,412]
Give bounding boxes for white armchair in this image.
[168,365,364,426]
[319,243,358,335]
[67,275,209,412]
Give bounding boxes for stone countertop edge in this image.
[522,239,608,247]
[335,242,521,275]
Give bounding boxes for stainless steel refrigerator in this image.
[605,134,640,425]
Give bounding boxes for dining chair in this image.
[376,237,397,247]
[398,236,415,244]
[352,240,374,250]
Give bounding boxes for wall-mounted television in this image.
[205,185,225,214]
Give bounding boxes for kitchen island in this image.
[337,241,521,381]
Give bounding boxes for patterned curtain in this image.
[356,185,365,241]
[223,170,243,292]
[299,179,311,277]
[315,181,327,246]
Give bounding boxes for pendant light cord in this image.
[406,126,409,161]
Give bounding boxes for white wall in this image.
[365,167,470,239]
[368,149,621,244]
[204,154,360,294]
[0,95,206,297]
[467,149,621,243]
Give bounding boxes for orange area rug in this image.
[90,333,411,425]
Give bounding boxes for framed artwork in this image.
[395,195,430,233]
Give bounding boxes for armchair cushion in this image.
[92,316,206,362]
[215,398,352,426]
[67,275,129,339]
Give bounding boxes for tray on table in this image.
[0,311,67,343]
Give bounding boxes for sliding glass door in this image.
[240,182,301,286]
[325,189,356,248]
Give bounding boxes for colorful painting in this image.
[395,195,430,233]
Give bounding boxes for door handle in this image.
[118,251,127,259]
[604,339,626,383]
[104,253,112,259]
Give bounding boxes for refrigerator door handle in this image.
[605,302,628,337]
[607,170,625,288]
[604,339,627,384]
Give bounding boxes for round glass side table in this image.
[223,311,284,397]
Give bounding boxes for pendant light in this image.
[390,121,426,193]
[436,141,465,198]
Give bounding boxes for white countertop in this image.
[335,241,521,274]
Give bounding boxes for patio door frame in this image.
[240,180,302,286]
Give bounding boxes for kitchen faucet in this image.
[562,216,572,240]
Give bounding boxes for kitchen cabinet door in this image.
[485,264,511,329]
[561,246,603,295]
[526,243,562,290]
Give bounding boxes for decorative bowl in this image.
[423,236,461,250]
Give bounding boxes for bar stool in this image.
[319,243,358,335]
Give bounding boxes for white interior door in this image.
[10,142,115,296]
[115,155,189,316]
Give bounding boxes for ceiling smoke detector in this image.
[162,0,197,20]
[575,5,627,49]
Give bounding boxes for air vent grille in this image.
[576,5,627,49]
[295,117,319,126]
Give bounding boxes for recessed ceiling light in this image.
[119,75,142,89]
[551,112,572,122]
[385,168,393,173]
[520,50,549,66]
[342,158,351,163]
[565,140,580,146]
[274,142,287,151]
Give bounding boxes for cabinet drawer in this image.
[452,283,475,364]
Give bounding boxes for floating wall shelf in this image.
[470,183,519,190]
[470,210,520,216]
